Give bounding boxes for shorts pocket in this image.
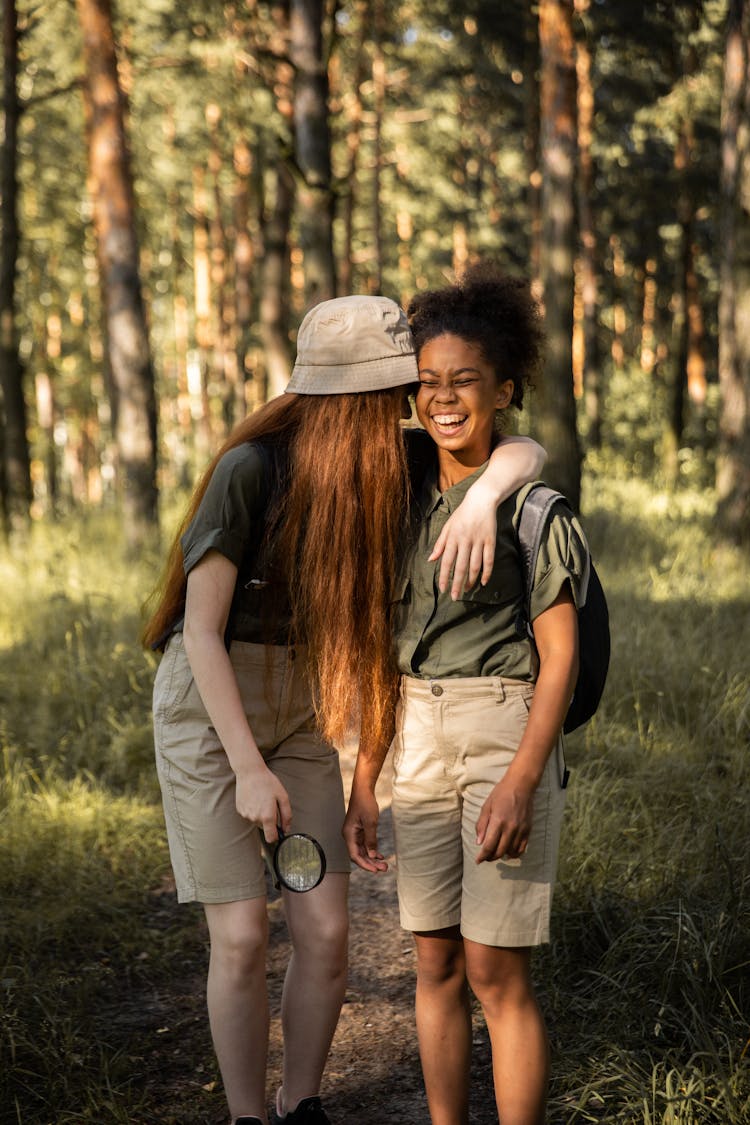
[391,722,405,775]
[450,687,532,760]
[154,638,201,724]
[503,687,534,751]
[393,688,418,773]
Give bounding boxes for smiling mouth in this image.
[431,414,468,433]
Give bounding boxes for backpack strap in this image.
[516,483,608,741]
[517,484,567,634]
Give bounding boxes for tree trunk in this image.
[34,284,61,517]
[370,0,386,294]
[575,0,601,449]
[640,256,658,374]
[524,5,542,288]
[666,213,708,478]
[536,0,581,509]
[165,110,192,451]
[452,84,473,279]
[0,0,31,531]
[35,370,57,515]
[206,103,241,434]
[260,160,294,398]
[339,1,368,296]
[609,234,627,369]
[251,2,294,400]
[717,0,750,543]
[665,11,703,487]
[192,165,214,452]
[685,252,707,413]
[290,0,336,305]
[76,0,157,550]
[396,208,413,308]
[233,136,255,412]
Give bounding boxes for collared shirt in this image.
[180,441,293,644]
[393,456,589,681]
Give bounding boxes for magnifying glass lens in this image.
[274,833,325,892]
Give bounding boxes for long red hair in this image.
[142,389,409,747]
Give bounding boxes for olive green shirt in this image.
[179,442,293,644]
[394,459,589,682]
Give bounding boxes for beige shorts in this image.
[153,634,350,903]
[391,675,567,947]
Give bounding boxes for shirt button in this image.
[431,683,443,697]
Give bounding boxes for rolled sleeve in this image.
[529,507,590,621]
[181,444,269,576]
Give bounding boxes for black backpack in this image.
[516,484,610,734]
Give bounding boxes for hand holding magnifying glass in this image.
[272,826,327,893]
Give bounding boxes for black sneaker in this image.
[272,1096,331,1124]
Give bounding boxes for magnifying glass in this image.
[272,827,326,893]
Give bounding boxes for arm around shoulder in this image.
[429,435,547,598]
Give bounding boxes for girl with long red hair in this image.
[144,295,544,1125]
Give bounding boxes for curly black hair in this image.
[406,261,544,411]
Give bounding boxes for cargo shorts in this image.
[153,634,350,903]
[391,675,567,947]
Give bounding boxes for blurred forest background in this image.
[1,1,750,1124]
[0,0,748,544]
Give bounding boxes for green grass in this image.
[1,765,169,1122]
[0,514,161,793]
[540,473,750,1124]
[0,515,211,1125]
[1,473,749,1123]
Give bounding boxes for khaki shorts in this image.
[391,675,567,947]
[153,634,350,903]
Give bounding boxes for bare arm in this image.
[430,436,547,598]
[475,586,578,863]
[182,550,292,843]
[342,712,396,874]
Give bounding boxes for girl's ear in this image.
[495,378,515,410]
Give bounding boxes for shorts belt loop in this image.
[494,679,506,703]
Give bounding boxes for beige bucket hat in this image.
[285,295,418,394]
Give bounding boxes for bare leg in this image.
[276,872,349,1115]
[464,941,548,1125]
[204,897,270,1124]
[413,927,471,1125]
